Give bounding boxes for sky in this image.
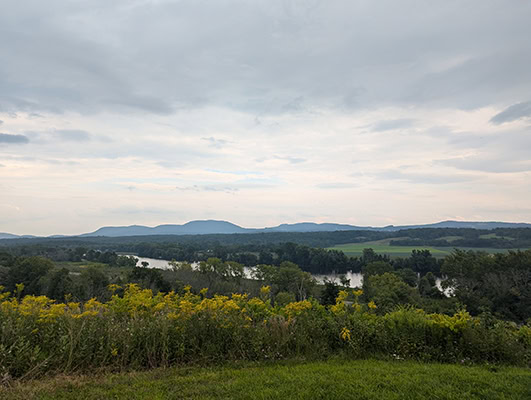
[1,0,531,236]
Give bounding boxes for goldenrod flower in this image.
[340,327,351,341]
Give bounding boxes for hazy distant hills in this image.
[80,220,531,237]
[0,233,37,239]
[81,221,249,237]
[2,220,531,239]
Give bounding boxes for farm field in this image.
[2,359,529,400]
[326,243,527,258]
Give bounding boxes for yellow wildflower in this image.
[108,284,121,293]
[260,285,271,297]
[340,327,351,341]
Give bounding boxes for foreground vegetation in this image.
[1,283,530,380]
[2,358,530,400]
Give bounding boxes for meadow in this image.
[2,358,530,400]
[327,242,525,258]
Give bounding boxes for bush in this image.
[0,285,529,379]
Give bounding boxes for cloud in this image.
[0,133,29,144]
[316,182,357,189]
[1,1,530,116]
[256,155,306,164]
[371,119,415,131]
[374,169,478,184]
[54,129,92,141]
[2,1,531,234]
[176,185,238,193]
[437,156,531,173]
[490,101,531,125]
[201,137,230,148]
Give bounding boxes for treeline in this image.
[391,227,531,248]
[2,246,530,323]
[0,251,138,303]
[2,227,531,249]
[0,241,442,276]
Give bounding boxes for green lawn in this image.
[2,359,529,400]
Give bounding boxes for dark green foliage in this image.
[364,273,419,313]
[362,261,393,278]
[128,266,171,293]
[321,279,340,305]
[441,249,531,322]
[393,268,418,286]
[5,256,54,295]
[75,266,110,301]
[46,268,74,301]
[274,291,296,306]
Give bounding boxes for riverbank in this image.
[2,358,529,399]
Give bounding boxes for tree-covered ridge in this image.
[2,227,531,248]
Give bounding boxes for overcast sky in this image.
[1,0,531,235]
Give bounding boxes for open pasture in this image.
[326,243,527,258]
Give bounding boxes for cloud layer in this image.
[1,1,530,235]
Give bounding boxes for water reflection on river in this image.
[128,256,447,293]
[129,256,364,287]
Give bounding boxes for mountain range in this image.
[2,220,531,239]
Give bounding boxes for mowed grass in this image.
[2,359,529,400]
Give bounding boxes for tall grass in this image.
[1,285,530,379]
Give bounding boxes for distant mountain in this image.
[79,219,531,237]
[0,232,20,239]
[263,222,370,232]
[81,220,249,237]
[2,220,530,239]
[0,232,37,239]
[379,221,531,231]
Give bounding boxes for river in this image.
[128,255,447,292]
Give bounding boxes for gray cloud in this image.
[54,129,92,142]
[0,133,29,144]
[490,101,531,125]
[2,1,531,234]
[1,1,530,115]
[372,119,415,132]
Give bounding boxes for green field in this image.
[327,243,526,258]
[2,359,529,400]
